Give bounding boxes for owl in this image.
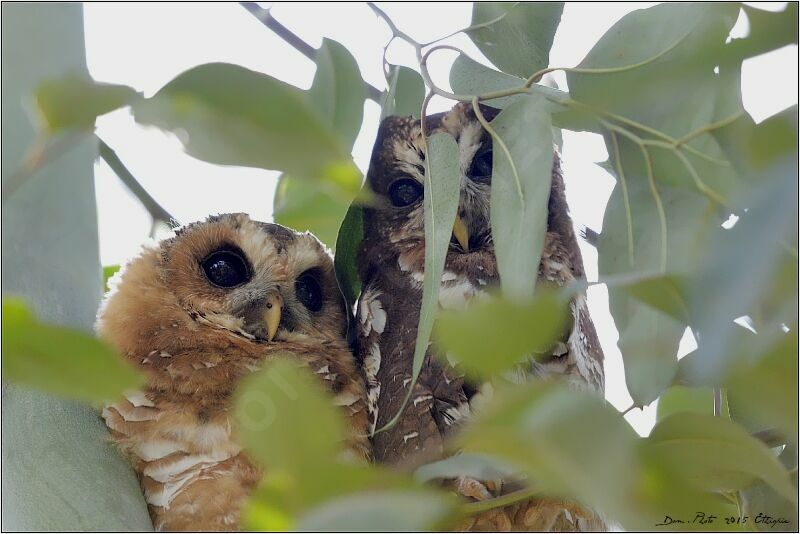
[97,213,369,531]
[355,103,606,531]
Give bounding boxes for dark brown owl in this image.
[98,213,369,531]
[355,103,606,531]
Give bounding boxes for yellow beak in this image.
[264,293,283,341]
[453,215,470,252]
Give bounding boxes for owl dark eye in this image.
[388,178,423,207]
[295,271,323,312]
[201,249,250,288]
[468,149,493,183]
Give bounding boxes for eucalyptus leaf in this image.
[133,62,359,190]
[468,2,564,79]
[232,358,345,473]
[643,413,797,502]
[308,38,365,149]
[2,298,143,404]
[457,382,640,527]
[378,133,460,431]
[489,96,553,300]
[656,385,714,422]
[414,452,520,484]
[296,490,458,532]
[35,73,140,133]
[740,445,798,532]
[333,200,364,308]
[381,65,424,119]
[273,174,350,249]
[434,291,568,379]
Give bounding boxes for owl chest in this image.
[103,392,251,514]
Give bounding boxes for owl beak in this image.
[453,215,470,252]
[263,293,283,341]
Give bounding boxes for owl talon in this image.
[456,476,494,501]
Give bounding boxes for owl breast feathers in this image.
[355,103,606,531]
[97,213,368,531]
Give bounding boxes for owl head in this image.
[98,213,348,363]
[362,103,499,258]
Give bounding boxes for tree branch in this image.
[97,137,177,226]
[240,2,383,103]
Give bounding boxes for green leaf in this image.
[35,73,140,133]
[133,62,359,190]
[333,200,364,308]
[381,65,425,119]
[308,38,365,149]
[726,332,798,446]
[272,175,350,249]
[434,291,568,379]
[489,96,553,300]
[457,382,640,526]
[656,385,714,422]
[644,413,797,503]
[2,298,143,404]
[620,274,691,324]
[740,445,798,532]
[232,358,345,473]
[599,159,718,404]
[413,452,519,484]
[379,133,460,431]
[296,489,458,532]
[102,264,120,293]
[468,3,564,78]
[568,3,739,133]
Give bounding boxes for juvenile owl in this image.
[356,103,605,531]
[98,213,369,531]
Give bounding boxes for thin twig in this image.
[621,403,640,416]
[713,388,722,417]
[240,2,383,103]
[461,485,542,514]
[97,137,177,226]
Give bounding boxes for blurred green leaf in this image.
[468,2,564,79]
[620,274,691,324]
[434,291,567,379]
[2,298,142,404]
[273,175,350,249]
[296,489,458,531]
[35,73,140,133]
[741,445,798,532]
[333,199,364,308]
[726,3,798,63]
[232,358,345,473]
[133,62,359,190]
[414,452,519,484]
[457,381,640,526]
[656,385,714,422]
[102,264,120,293]
[489,96,553,300]
[308,38,365,149]
[727,332,798,446]
[644,413,796,502]
[381,65,425,119]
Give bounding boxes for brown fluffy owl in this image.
[98,213,369,531]
[356,103,606,531]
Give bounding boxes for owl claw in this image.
[456,475,494,501]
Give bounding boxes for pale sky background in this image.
[83,2,797,436]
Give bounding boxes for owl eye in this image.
[201,250,251,288]
[295,271,323,312]
[468,149,493,183]
[388,178,423,207]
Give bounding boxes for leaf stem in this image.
[97,138,177,227]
